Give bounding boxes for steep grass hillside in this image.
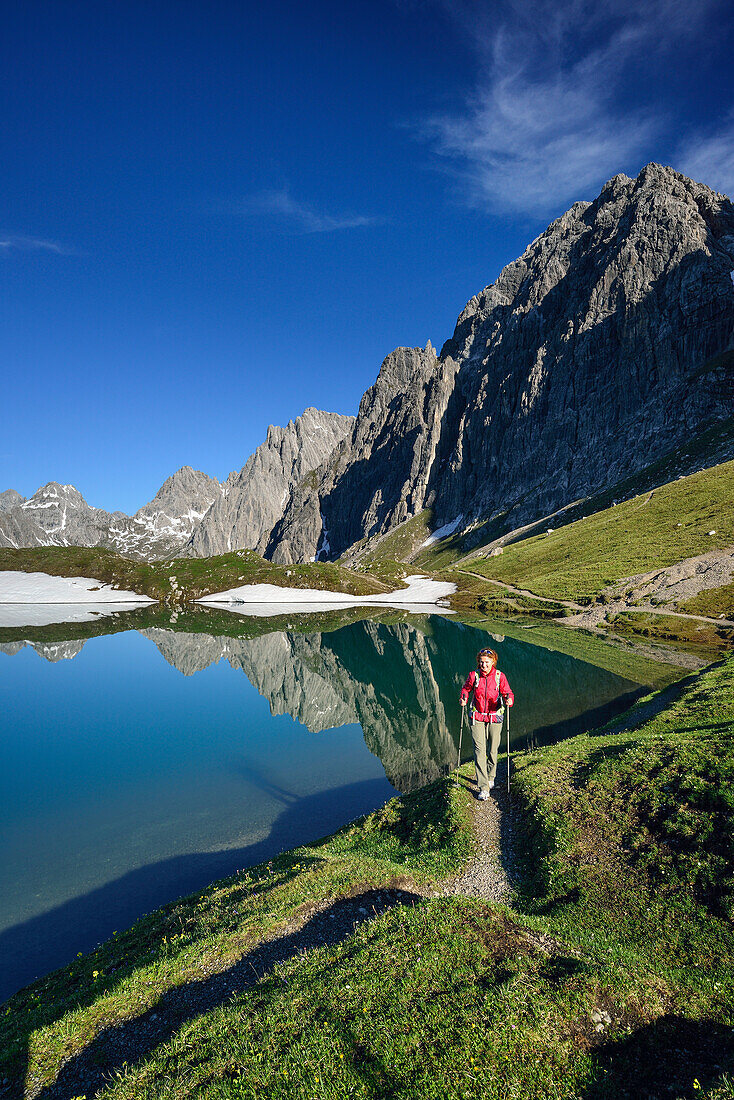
[2,656,732,1098]
[457,459,734,604]
[414,413,734,572]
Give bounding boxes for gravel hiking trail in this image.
[441,766,517,905]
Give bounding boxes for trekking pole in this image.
[506,704,511,794]
[456,704,466,784]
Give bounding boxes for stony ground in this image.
[564,546,734,631]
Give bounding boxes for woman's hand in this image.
[505,697,513,707]
[460,698,467,707]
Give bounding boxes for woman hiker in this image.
[460,647,514,800]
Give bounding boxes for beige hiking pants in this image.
[471,717,503,792]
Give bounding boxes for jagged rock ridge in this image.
[268,164,734,562]
[0,409,353,561]
[186,407,355,558]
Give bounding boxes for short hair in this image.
[477,647,498,665]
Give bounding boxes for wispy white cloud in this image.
[244,188,383,233]
[421,0,722,216]
[677,115,734,197]
[0,235,68,255]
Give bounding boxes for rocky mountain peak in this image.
[136,467,222,516]
[185,408,355,558]
[265,163,734,564]
[23,482,88,509]
[0,490,25,513]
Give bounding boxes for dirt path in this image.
[456,569,584,609]
[441,768,517,904]
[456,563,734,630]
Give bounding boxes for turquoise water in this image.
[0,613,644,1001]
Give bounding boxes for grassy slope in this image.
[3,658,733,1098]
[415,412,734,572]
[341,512,434,586]
[681,583,734,622]
[0,547,392,602]
[455,459,734,603]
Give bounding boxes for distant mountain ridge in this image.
[0,409,355,560]
[3,164,733,566]
[0,473,222,561]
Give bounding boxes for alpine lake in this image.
[0,601,696,1002]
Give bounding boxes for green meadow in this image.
[455,459,734,605]
[3,655,733,1099]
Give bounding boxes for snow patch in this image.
[315,513,331,562]
[422,514,464,547]
[198,574,455,613]
[0,571,156,605]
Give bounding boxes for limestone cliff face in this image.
[268,165,734,561]
[432,165,734,536]
[265,344,460,563]
[186,408,355,559]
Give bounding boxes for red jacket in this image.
[460,668,514,718]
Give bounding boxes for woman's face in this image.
[478,654,495,673]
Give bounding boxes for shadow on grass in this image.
[34,887,423,1100]
[583,1014,734,1099]
[0,777,394,1098]
[0,776,393,1005]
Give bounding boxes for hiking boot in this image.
[477,789,490,801]
[488,780,495,790]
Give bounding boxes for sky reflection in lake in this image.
[0,612,647,1000]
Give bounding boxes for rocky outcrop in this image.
[268,165,734,562]
[186,408,354,558]
[0,490,24,513]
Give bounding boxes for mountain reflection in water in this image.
[3,617,646,793]
[1,612,650,1000]
[136,617,641,792]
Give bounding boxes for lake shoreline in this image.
[3,652,732,1097]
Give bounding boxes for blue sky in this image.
[3,0,734,513]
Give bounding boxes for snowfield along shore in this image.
[0,571,157,604]
[197,574,456,610]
